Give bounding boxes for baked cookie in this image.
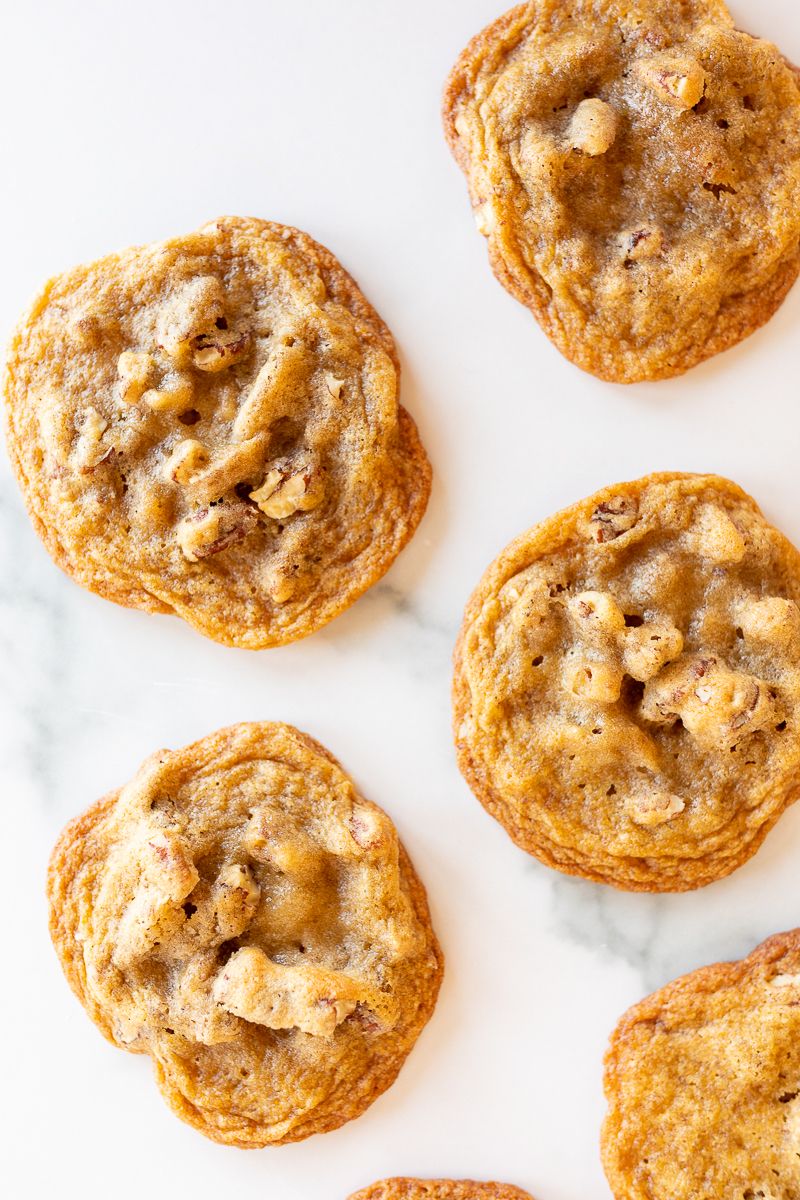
[47,722,443,1147]
[4,217,430,647]
[443,0,800,383]
[603,929,800,1199]
[349,1182,533,1200]
[453,473,800,891]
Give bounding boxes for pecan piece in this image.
[567,98,619,155]
[250,465,322,520]
[589,496,639,543]
[191,328,252,372]
[176,502,258,562]
[636,55,706,109]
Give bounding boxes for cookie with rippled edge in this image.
[603,929,800,1199]
[349,1181,533,1200]
[443,0,800,383]
[4,217,430,648]
[47,722,443,1148]
[453,473,800,891]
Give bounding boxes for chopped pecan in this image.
[624,791,686,828]
[589,496,639,543]
[737,597,800,647]
[212,946,387,1039]
[636,55,706,109]
[117,351,155,405]
[567,98,619,155]
[141,377,194,412]
[176,502,258,562]
[162,439,209,484]
[683,504,746,564]
[566,659,623,705]
[191,327,252,372]
[620,227,665,264]
[641,654,778,750]
[250,465,322,520]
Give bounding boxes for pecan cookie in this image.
[603,930,800,1199]
[47,722,443,1147]
[443,0,800,382]
[349,1182,533,1200]
[453,473,800,891]
[5,217,430,647]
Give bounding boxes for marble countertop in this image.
[3,2,800,1196]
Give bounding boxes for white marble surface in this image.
[2,2,800,1196]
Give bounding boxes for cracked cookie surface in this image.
[443,0,800,382]
[47,722,443,1147]
[453,474,800,891]
[603,930,800,1200]
[349,1182,533,1200]
[5,217,430,647]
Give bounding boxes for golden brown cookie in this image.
[443,1,800,382]
[5,217,430,647]
[349,1182,533,1200]
[47,722,443,1148]
[453,473,800,891]
[603,929,800,1199]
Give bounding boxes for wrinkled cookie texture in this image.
[47,723,443,1147]
[453,474,800,891]
[4,217,430,647]
[443,0,800,382]
[349,1182,533,1200]
[603,930,800,1200]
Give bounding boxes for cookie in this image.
[453,473,800,891]
[443,0,800,383]
[349,1182,533,1200]
[47,722,443,1148]
[4,217,430,647]
[603,929,800,1199]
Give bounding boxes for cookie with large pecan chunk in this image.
[443,0,800,382]
[5,217,430,646]
[453,473,800,891]
[603,929,800,1198]
[47,722,443,1147]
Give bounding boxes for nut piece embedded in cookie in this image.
[46,722,443,1148]
[250,466,321,520]
[176,502,258,562]
[443,1,800,382]
[117,351,155,405]
[587,495,639,543]
[683,503,746,563]
[567,98,619,155]
[737,597,800,647]
[4,217,431,648]
[212,946,389,1039]
[453,473,800,891]
[619,228,665,264]
[162,439,210,485]
[635,55,707,109]
[641,655,778,751]
[624,791,685,828]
